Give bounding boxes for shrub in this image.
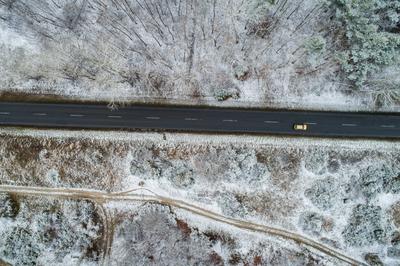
[213,88,240,101]
[304,36,326,54]
[342,204,386,247]
[233,65,251,81]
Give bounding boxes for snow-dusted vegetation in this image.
[0,1,399,262]
[108,202,343,265]
[0,195,103,265]
[0,128,399,264]
[0,193,343,265]
[0,0,399,110]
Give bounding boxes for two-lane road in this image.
[0,102,399,138]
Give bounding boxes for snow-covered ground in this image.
[0,0,398,111]
[0,128,399,264]
[0,0,399,264]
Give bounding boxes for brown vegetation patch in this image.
[204,230,236,248]
[390,201,400,228]
[253,255,263,266]
[236,192,296,222]
[256,148,302,190]
[209,251,224,266]
[228,253,242,265]
[0,259,11,266]
[176,218,192,238]
[0,135,129,191]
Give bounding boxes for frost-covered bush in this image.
[233,64,251,81]
[342,204,386,247]
[163,160,195,188]
[130,145,269,188]
[387,247,400,258]
[0,193,19,218]
[245,0,276,38]
[303,36,327,67]
[0,198,103,265]
[110,204,332,266]
[304,36,326,54]
[256,148,302,189]
[213,87,240,101]
[217,192,248,218]
[303,149,329,175]
[298,212,331,237]
[2,228,40,265]
[364,253,384,266]
[111,205,213,266]
[355,164,400,199]
[390,231,400,247]
[328,0,400,88]
[130,147,195,188]
[304,176,342,210]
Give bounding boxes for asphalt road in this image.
[0,102,399,138]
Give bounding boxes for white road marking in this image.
[305,122,317,125]
[0,112,10,115]
[222,119,238,123]
[69,114,85,117]
[108,115,122,119]
[185,118,199,121]
[264,120,279,124]
[146,116,160,120]
[33,113,47,116]
[342,123,357,127]
[381,125,395,128]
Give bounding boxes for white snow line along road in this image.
[69,114,85,117]
[0,185,366,266]
[107,115,122,119]
[32,113,47,116]
[0,112,10,115]
[381,125,395,128]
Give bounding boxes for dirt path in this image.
[96,203,112,266]
[0,185,365,265]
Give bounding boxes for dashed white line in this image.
[264,120,279,124]
[33,113,47,116]
[381,125,395,128]
[69,114,85,117]
[185,118,199,121]
[146,116,160,120]
[0,112,10,115]
[108,115,122,119]
[222,119,238,123]
[305,122,318,125]
[341,123,357,127]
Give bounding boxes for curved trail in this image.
[0,185,365,265]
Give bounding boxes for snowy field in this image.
[0,128,399,265]
[0,0,399,111]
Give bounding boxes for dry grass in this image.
[0,135,129,191]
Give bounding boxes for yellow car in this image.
[293,124,308,131]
